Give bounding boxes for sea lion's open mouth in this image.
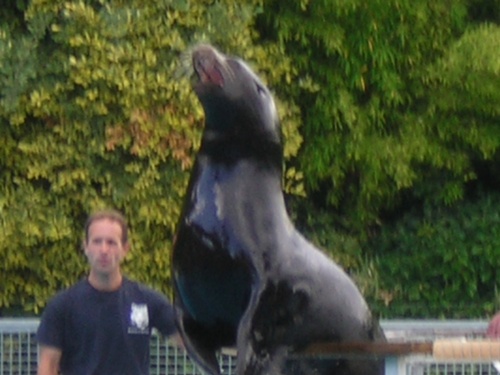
[192,46,225,87]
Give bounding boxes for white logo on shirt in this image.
[129,303,149,333]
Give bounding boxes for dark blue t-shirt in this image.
[36,278,176,375]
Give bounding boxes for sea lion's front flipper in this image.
[235,290,278,375]
[235,283,306,375]
[176,311,221,375]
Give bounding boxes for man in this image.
[487,312,500,373]
[487,311,500,338]
[37,209,177,375]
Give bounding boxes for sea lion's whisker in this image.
[174,49,194,80]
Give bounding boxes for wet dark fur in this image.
[172,44,385,375]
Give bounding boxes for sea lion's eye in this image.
[255,83,266,96]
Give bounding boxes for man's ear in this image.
[82,241,88,256]
[123,242,131,255]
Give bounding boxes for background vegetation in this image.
[1,0,498,318]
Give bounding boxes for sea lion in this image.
[172,44,385,375]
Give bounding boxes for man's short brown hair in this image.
[84,209,129,245]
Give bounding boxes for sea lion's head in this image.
[191,44,280,144]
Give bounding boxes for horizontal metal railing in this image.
[0,319,496,375]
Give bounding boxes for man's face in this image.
[84,218,129,276]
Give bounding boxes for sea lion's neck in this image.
[200,134,283,173]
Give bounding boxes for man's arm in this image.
[487,312,500,338]
[37,345,62,375]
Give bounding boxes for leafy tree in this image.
[366,21,500,317]
[256,0,500,318]
[370,191,500,318]
[0,0,301,314]
[2,0,499,319]
[257,0,500,231]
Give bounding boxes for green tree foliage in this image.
[370,192,500,319]
[0,0,302,314]
[256,0,500,318]
[363,22,500,318]
[288,197,379,298]
[418,23,500,204]
[2,0,499,319]
[257,0,500,231]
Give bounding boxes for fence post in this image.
[385,355,402,375]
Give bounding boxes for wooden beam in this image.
[301,341,433,356]
[299,340,500,360]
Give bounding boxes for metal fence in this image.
[401,359,499,375]
[1,318,498,375]
[383,320,498,375]
[0,318,234,375]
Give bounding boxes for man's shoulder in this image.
[37,279,89,342]
[47,279,89,306]
[122,277,156,295]
[122,278,170,303]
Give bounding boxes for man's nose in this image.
[99,242,110,253]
